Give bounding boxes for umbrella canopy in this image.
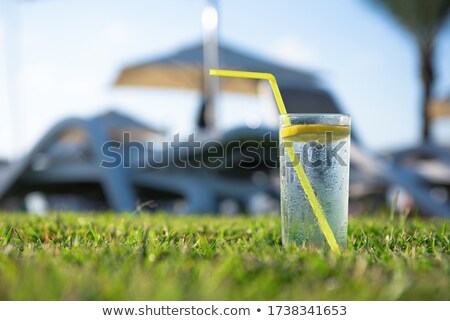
[115,42,319,94]
[430,98,450,120]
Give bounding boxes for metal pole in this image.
[201,0,219,130]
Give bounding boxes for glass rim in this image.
[279,113,351,127]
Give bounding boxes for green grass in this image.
[0,212,448,300]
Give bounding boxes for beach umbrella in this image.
[115,42,319,94]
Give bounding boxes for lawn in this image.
[0,212,448,300]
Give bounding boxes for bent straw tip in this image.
[267,73,276,82]
[209,69,218,76]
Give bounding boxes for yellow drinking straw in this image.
[210,69,341,255]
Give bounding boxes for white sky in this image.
[0,0,449,159]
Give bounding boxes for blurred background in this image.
[0,0,449,216]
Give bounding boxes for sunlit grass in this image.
[0,212,448,300]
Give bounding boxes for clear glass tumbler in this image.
[279,114,351,248]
